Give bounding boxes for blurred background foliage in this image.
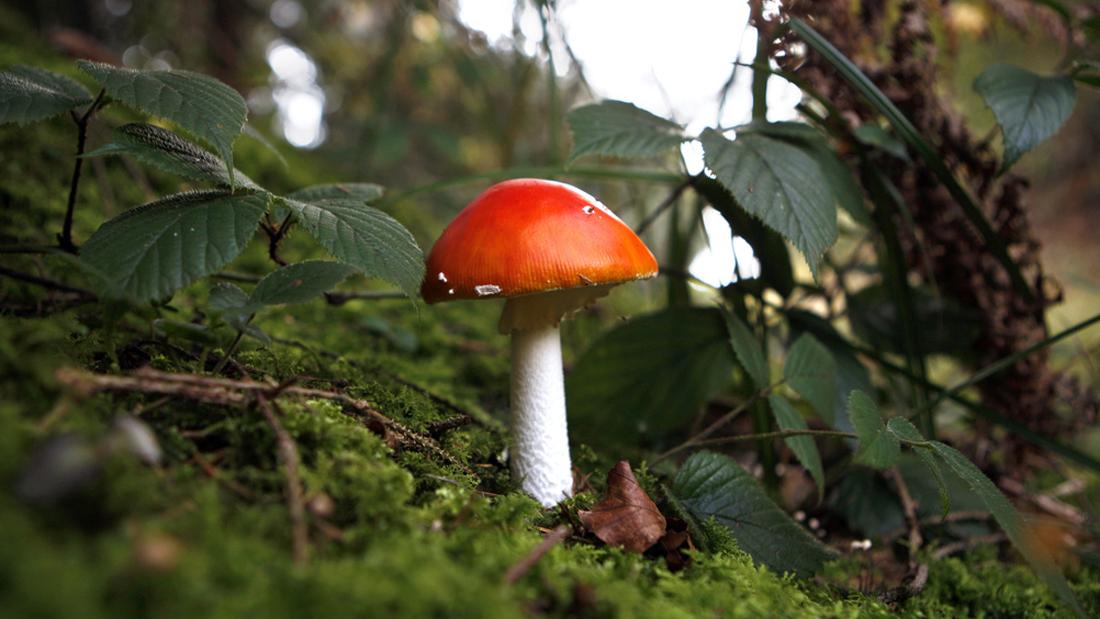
[2,0,1100,614]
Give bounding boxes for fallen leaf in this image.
[578,461,667,553]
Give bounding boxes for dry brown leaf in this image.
[578,461,666,553]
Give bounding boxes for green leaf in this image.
[288,183,385,203]
[789,18,1035,302]
[80,191,268,302]
[0,65,92,125]
[700,128,837,277]
[84,123,260,190]
[783,333,837,421]
[249,261,357,306]
[566,100,684,162]
[77,60,246,184]
[281,198,423,299]
[785,309,872,430]
[852,124,908,160]
[566,307,735,445]
[692,177,793,297]
[831,467,905,538]
[721,307,768,389]
[768,395,825,501]
[847,391,900,469]
[209,282,249,312]
[848,284,983,356]
[670,451,833,577]
[973,64,1076,171]
[885,417,949,517]
[930,441,1085,617]
[738,121,870,226]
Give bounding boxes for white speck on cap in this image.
[475,284,502,296]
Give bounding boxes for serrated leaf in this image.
[281,198,423,299]
[670,451,833,577]
[566,100,684,162]
[0,65,92,124]
[783,333,837,421]
[84,123,260,190]
[566,307,735,445]
[785,309,871,430]
[692,177,794,297]
[700,128,837,277]
[768,395,825,502]
[153,319,221,346]
[973,64,1076,171]
[739,121,870,226]
[885,417,949,517]
[847,391,900,469]
[721,307,768,389]
[930,441,1084,617]
[80,191,268,302]
[250,261,356,306]
[77,60,246,184]
[209,282,250,312]
[288,183,384,203]
[852,124,908,160]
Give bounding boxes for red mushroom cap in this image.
[421,179,658,304]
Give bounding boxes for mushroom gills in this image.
[498,284,613,334]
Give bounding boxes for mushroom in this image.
[421,179,658,506]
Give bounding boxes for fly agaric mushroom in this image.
[421,179,658,506]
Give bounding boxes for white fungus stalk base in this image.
[509,323,573,506]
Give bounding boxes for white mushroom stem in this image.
[509,323,573,506]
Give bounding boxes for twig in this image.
[212,329,246,375]
[503,525,571,584]
[635,179,691,235]
[324,290,406,304]
[55,367,475,476]
[0,245,57,254]
[882,510,992,541]
[256,394,309,566]
[59,89,106,253]
[0,265,97,297]
[932,533,1007,560]
[889,467,923,556]
[655,391,767,462]
[668,428,858,454]
[191,450,256,500]
[999,477,1086,526]
[878,563,930,606]
[427,415,475,437]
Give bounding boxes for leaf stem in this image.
[212,328,247,375]
[921,310,1100,416]
[635,178,691,235]
[749,0,769,122]
[59,89,106,254]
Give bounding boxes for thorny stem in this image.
[59,89,106,254]
[212,328,247,375]
[749,0,769,122]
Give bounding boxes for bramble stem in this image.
[59,89,106,254]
